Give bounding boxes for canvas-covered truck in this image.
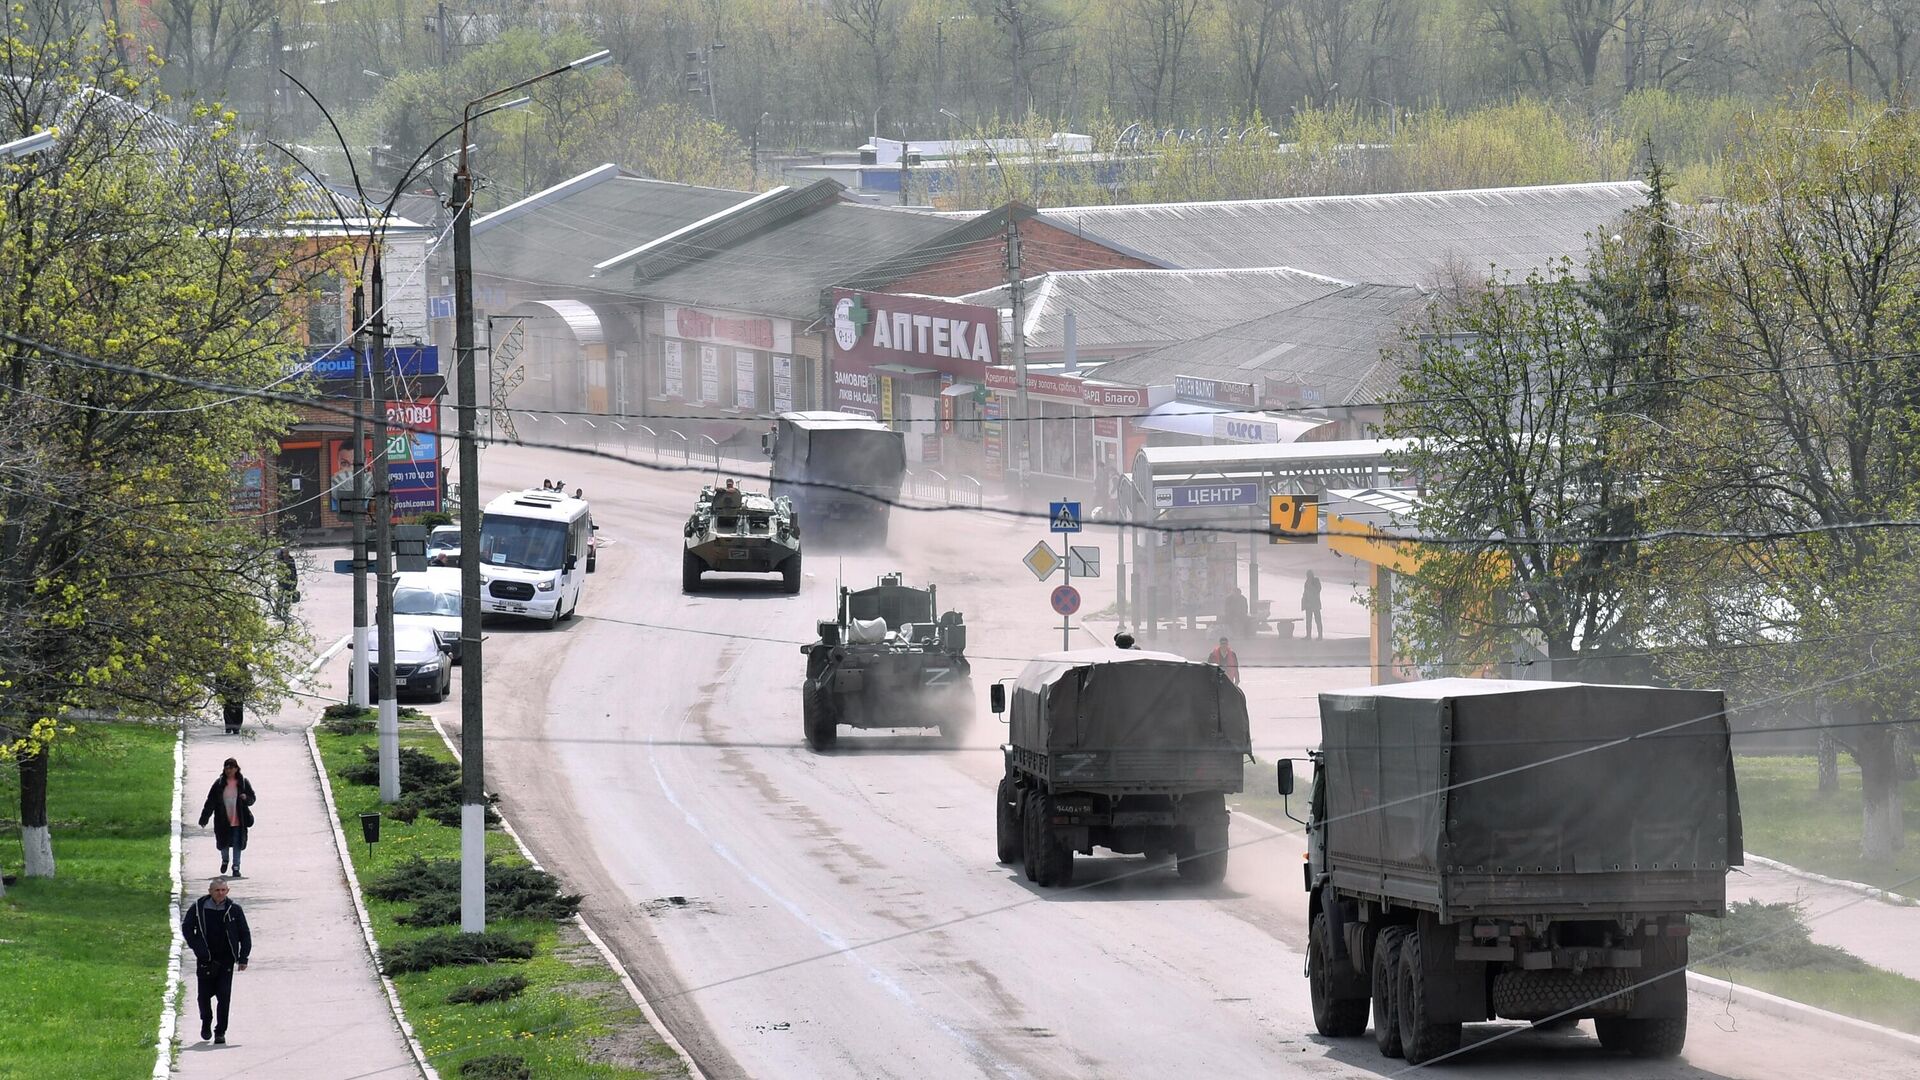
[992,648,1252,888]
[800,573,970,751]
[764,411,906,545]
[1283,679,1742,1065]
[683,485,802,593]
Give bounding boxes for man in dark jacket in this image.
[182,877,251,1043]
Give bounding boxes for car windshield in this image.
[394,586,458,617]
[479,515,568,571]
[428,530,459,550]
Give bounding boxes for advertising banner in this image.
[733,349,757,410]
[831,364,881,415]
[699,345,720,403]
[1174,374,1257,408]
[385,399,441,516]
[662,340,684,399]
[664,304,793,353]
[830,288,998,374]
[772,355,794,413]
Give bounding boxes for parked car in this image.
[427,524,462,567]
[350,624,453,703]
[393,569,462,663]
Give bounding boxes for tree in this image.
[0,19,320,883]
[828,0,900,136]
[1120,0,1208,123]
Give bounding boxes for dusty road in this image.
[426,443,1917,1080]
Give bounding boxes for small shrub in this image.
[1691,901,1869,972]
[458,1053,530,1080]
[381,930,533,975]
[446,975,530,1005]
[322,706,376,735]
[341,745,460,789]
[370,857,581,927]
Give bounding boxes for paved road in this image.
[431,444,1918,1080]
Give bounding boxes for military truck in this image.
[1283,679,1742,1064]
[682,484,802,593]
[800,573,970,751]
[991,648,1252,888]
[764,412,905,545]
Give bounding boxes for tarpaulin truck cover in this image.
[1011,649,1252,788]
[1318,679,1742,919]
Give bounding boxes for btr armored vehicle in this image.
[1286,679,1741,1064]
[764,412,905,546]
[992,648,1251,887]
[682,484,801,593]
[800,573,970,751]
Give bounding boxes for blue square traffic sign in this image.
[1049,501,1082,533]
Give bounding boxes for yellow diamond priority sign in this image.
[1024,540,1060,581]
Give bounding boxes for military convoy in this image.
[765,411,906,546]
[799,573,971,751]
[1286,679,1741,1063]
[992,648,1252,887]
[682,484,802,593]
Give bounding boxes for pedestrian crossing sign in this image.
[1050,501,1082,533]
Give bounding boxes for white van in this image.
[477,489,593,624]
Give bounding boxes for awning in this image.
[1136,401,1230,437]
[1137,402,1330,443]
[872,363,936,376]
[940,382,978,397]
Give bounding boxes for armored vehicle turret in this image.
[683,484,802,593]
[800,573,970,750]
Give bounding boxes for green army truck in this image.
[1284,679,1742,1064]
[992,648,1252,888]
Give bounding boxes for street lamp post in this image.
[451,48,609,934]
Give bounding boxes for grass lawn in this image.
[1697,962,1920,1034]
[316,714,682,1079]
[1231,757,1309,839]
[0,721,177,1077]
[1693,899,1920,1035]
[1734,755,1920,896]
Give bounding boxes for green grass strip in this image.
[0,721,178,1077]
[315,715,680,1079]
[1734,755,1920,895]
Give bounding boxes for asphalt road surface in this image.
[429,444,1918,1080]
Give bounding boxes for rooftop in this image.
[1094,283,1433,404]
[1038,181,1648,282]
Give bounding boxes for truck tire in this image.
[682,550,702,592]
[802,682,837,752]
[1020,790,1043,882]
[1372,927,1408,1058]
[782,555,802,594]
[1493,968,1635,1021]
[1176,823,1229,884]
[995,775,1023,864]
[1395,928,1462,1064]
[1029,792,1074,887]
[1595,1016,1686,1058]
[1310,912,1370,1037]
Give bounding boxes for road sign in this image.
[1050,585,1081,616]
[1067,545,1101,578]
[1269,493,1321,545]
[1155,482,1261,509]
[1024,540,1060,581]
[333,559,356,575]
[1050,501,1083,533]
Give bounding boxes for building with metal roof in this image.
[1037,181,1647,282]
[954,266,1350,362]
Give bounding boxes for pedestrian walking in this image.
[1302,570,1323,640]
[273,546,299,621]
[1208,636,1241,685]
[182,877,251,1044]
[198,758,257,877]
[215,664,251,734]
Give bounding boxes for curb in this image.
[151,719,187,1079]
[429,717,707,1080]
[1743,851,1920,908]
[1686,970,1920,1053]
[303,634,439,1080]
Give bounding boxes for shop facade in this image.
[647,302,821,423]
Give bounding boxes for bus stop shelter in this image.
[1124,440,1408,640]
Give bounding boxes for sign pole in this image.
[1062,533,1072,651]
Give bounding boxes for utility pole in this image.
[351,286,372,709]
[1005,215,1031,496]
[372,247,400,804]
[436,1,450,67]
[452,152,487,933]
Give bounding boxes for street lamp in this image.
[0,130,55,159]
[450,47,607,935]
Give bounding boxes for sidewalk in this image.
[172,551,417,1077]
[1728,859,1920,981]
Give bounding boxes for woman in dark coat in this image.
[198,758,257,877]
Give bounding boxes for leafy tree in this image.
[0,19,321,886]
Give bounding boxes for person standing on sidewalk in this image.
[1207,636,1241,685]
[197,758,257,877]
[1301,570,1323,640]
[182,877,251,1044]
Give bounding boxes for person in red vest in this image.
[1208,636,1240,685]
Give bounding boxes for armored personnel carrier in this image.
[682,484,802,593]
[799,573,970,751]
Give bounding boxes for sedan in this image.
[351,624,452,703]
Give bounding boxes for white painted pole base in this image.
[22,824,54,877]
[377,696,400,803]
[460,802,486,932]
[352,625,372,709]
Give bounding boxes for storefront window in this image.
[1042,401,1076,477]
